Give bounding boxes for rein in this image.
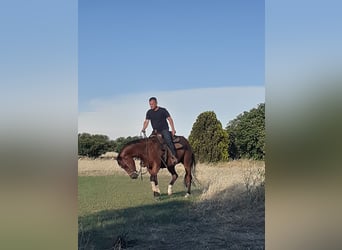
[138,132,149,180]
[136,160,145,180]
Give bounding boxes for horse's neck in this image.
[121,139,162,159]
[128,147,144,157]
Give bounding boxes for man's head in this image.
[149,97,158,110]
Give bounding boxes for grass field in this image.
[78,158,265,249]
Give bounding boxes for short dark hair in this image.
[149,97,157,102]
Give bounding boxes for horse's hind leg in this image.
[184,164,192,198]
[167,165,178,195]
[150,175,160,197]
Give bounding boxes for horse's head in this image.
[117,155,139,179]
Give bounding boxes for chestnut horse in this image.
[116,135,196,198]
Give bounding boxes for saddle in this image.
[149,132,183,166]
[149,132,182,148]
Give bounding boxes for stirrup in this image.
[170,155,178,164]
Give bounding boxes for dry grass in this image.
[78,157,265,203]
[78,157,127,176]
[195,160,265,200]
[192,160,265,249]
[78,157,183,177]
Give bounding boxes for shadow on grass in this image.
[79,198,193,249]
[79,184,264,250]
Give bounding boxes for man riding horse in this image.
[118,96,195,197]
[141,97,178,165]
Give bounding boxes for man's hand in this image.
[171,129,176,137]
[142,119,149,134]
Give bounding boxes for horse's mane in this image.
[118,137,159,156]
[123,138,147,147]
[118,135,189,158]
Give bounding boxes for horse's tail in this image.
[189,152,201,187]
[191,152,196,177]
[182,136,196,176]
[183,151,199,188]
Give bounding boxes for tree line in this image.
[189,103,265,162]
[78,134,140,158]
[79,103,265,162]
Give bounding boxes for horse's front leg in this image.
[150,175,160,198]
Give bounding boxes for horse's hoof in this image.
[154,192,161,201]
[168,185,173,195]
[184,193,190,198]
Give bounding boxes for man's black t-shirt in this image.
[146,107,170,132]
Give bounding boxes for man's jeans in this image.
[160,130,177,156]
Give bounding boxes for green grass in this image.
[78,175,199,216]
[78,175,201,249]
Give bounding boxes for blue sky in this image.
[79,0,265,139]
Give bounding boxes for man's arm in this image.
[167,116,176,136]
[142,119,149,132]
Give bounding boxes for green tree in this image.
[226,103,265,160]
[189,111,229,163]
[114,136,140,152]
[78,133,113,158]
[78,133,92,156]
[78,133,144,158]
